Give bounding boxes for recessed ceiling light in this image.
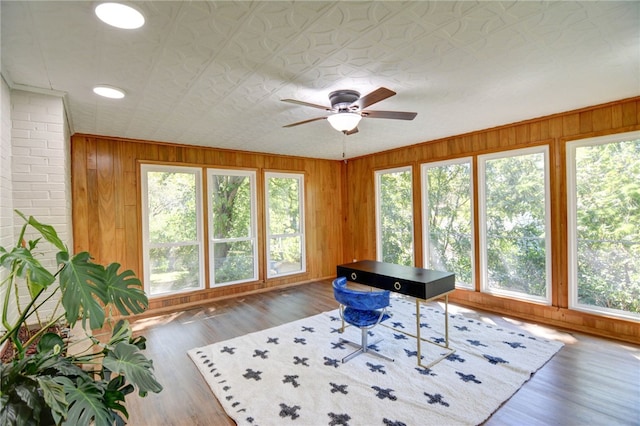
[95,2,145,29]
[93,85,126,99]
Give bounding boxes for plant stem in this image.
[21,313,66,351]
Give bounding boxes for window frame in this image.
[421,157,475,289]
[477,145,552,304]
[207,168,259,287]
[140,164,205,297]
[566,130,640,321]
[265,171,306,279]
[374,165,415,266]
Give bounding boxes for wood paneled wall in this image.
[71,97,640,343]
[71,135,344,311]
[344,97,640,344]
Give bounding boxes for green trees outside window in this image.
[422,159,474,288]
[141,166,203,296]
[569,134,640,319]
[266,173,305,277]
[376,167,414,266]
[479,147,550,302]
[208,170,257,285]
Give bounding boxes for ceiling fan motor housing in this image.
[329,90,360,111]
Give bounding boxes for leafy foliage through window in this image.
[478,147,551,302]
[266,172,305,277]
[141,165,204,296]
[376,167,414,266]
[208,170,257,285]
[568,133,640,319]
[422,159,474,288]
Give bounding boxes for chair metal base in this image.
[339,329,394,363]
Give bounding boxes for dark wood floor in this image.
[121,280,640,425]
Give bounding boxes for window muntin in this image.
[567,131,640,321]
[375,166,414,266]
[265,172,305,278]
[422,158,474,288]
[208,169,258,286]
[141,165,204,296]
[478,147,551,303]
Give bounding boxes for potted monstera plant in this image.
[0,211,162,425]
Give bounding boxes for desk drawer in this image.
[337,263,455,300]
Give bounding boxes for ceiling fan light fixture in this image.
[327,112,362,132]
[93,85,126,99]
[95,2,145,29]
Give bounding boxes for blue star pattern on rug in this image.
[366,362,387,374]
[328,412,351,425]
[372,386,397,401]
[424,392,450,407]
[329,382,349,394]
[283,374,300,387]
[189,295,563,426]
[279,403,301,419]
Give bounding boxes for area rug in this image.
[188,295,563,426]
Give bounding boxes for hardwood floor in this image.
[122,280,640,425]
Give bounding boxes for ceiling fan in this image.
[282,87,417,135]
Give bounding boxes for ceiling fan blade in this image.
[283,116,327,128]
[281,98,331,111]
[362,110,417,120]
[352,87,396,110]
[344,127,359,135]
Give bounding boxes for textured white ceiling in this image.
[2,1,639,160]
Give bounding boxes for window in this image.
[265,172,305,278]
[375,166,414,266]
[478,147,551,303]
[141,165,204,296]
[208,169,258,286]
[422,158,474,288]
[567,131,640,321]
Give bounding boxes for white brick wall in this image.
[1,78,15,332]
[0,87,72,330]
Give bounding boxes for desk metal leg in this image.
[416,295,455,370]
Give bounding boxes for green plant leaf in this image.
[103,263,148,316]
[0,246,56,296]
[14,382,41,412]
[38,376,70,425]
[104,376,129,421]
[103,342,162,395]
[57,251,108,330]
[0,394,29,426]
[62,378,112,426]
[17,211,67,252]
[108,319,132,347]
[37,333,65,355]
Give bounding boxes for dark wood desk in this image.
[337,260,454,299]
[337,260,456,368]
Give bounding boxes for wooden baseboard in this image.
[449,290,639,345]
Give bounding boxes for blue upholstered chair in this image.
[332,277,394,363]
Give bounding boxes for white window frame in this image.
[265,172,306,278]
[140,164,205,297]
[375,166,414,266]
[421,157,475,289]
[566,130,640,321]
[207,168,258,287]
[477,146,552,304]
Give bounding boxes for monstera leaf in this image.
[63,378,112,426]
[57,251,108,330]
[38,376,71,425]
[103,342,163,396]
[103,263,148,316]
[17,211,67,252]
[0,246,56,297]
